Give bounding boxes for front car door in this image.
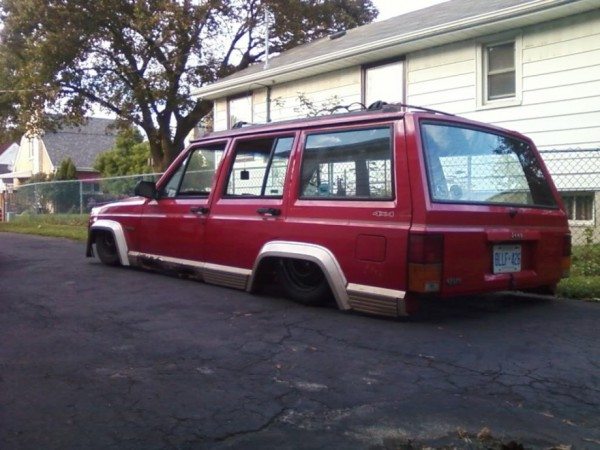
[135,142,226,262]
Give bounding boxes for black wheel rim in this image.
[101,234,116,253]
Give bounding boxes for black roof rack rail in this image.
[367,101,455,116]
[232,120,253,129]
[315,102,366,116]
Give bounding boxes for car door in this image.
[135,142,226,262]
[203,134,295,269]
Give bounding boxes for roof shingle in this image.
[42,118,117,170]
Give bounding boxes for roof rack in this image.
[312,100,454,117]
[231,121,253,129]
[224,100,453,132]
[368,101,455,116]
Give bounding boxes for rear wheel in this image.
[95,231,120,266]
[277,258,331,306]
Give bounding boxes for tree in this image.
[55,158,77,180]
[0,0,377,170]
[94,126,152,177]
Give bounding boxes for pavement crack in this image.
[212,407,289,443]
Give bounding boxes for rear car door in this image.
[203,133,295,269]
[285,121,413,297]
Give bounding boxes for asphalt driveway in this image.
[1,233,599,449]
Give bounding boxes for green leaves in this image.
[0,0,377,169]
[94,125,152,177]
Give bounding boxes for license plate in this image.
[493,244,521,274]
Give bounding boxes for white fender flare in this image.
[249,241,350,310]
[89,220,130,266]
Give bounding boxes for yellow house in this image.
[6,118,117,189]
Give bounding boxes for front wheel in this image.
[95,231,120,266]
[277,259,331,306]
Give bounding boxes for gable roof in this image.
[0,142,19,167]
[42,118,117,171]
[0,142,17,155]
[194,0,599,100]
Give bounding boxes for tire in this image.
[277,258,331,306]
[95,231,120,266]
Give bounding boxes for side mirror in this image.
[134,180,158,199]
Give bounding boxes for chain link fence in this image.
[541,149,600,244]
[4,173,162,218]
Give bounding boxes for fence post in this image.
[79,181,83,215]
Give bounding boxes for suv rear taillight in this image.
[562,234,571,278]
[408,233,443,293]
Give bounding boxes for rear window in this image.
[420,122,557,208]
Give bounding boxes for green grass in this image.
[0,214,88,241]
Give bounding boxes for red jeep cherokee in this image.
[87,105,571,317]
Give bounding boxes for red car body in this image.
[87,106,571,317]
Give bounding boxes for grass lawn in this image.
[1,213,598,300]
[0,214,88,241]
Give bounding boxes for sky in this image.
[372,0,452,21]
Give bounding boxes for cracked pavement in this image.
[1,233,599,449]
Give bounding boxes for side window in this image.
[300,127,393,200]
[161,144,225,198]
[225,136,293,197]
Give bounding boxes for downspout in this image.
[266,85,271,123]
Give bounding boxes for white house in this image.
[193,0,600,243]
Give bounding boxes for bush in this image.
[557,276,600,301]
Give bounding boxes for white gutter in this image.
[193,0,593,99]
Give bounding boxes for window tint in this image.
[225,136,293,197]
[161,144,225,198]
[300,127,393,200]
[421,122,557,208]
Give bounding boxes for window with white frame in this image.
[484,41,516,101]
[561,193,594,222]
[228,94,253,128]
[364,60,404,107]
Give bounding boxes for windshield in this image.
[420,122,557,208]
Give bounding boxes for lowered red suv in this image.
[87,104,571,317]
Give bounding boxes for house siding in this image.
[213,67,361,131]
[405,10,600,151]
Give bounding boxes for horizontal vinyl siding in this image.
[499,11,600,150]
[406,10,600,150]
[407,42,476,113]
[268,67,361,123]
[213,99,228,132]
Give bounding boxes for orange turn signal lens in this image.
[408,263,442,293]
